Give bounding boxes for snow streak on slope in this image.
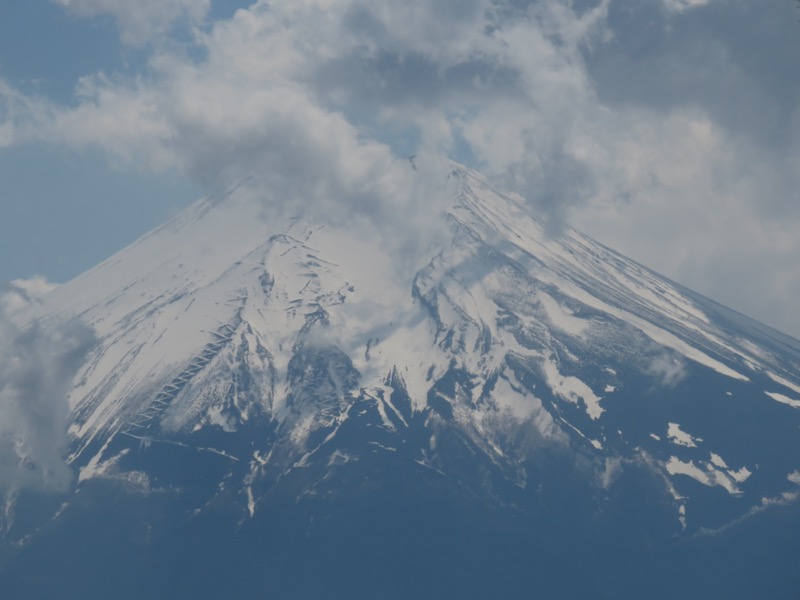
[12,162,800,533]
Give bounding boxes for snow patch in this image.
[665,455,750,495]
[765,372,800,396]
[666,457,741,495]
[534,270,749,383]
[667,423,702,448]
[78,446,130,483]
[78,436,115,483]
[542,359,603,420]
[765,392,800,409]
[709,453,728,468]
[246,486,255,518]
[537,291,588,336]
[729,466,752,484]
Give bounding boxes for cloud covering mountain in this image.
[1,0,799,337]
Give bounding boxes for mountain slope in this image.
[4,162,800,598]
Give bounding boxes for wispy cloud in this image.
[661,0,713,14]
[0,284,95,493]
[51,0,210,46]
[647,354,688,389]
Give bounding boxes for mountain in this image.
[2,162,800,599]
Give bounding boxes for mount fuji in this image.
[2,161,799,599]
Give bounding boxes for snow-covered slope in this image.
[13,163,800,535]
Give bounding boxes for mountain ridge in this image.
[3,161,800,598]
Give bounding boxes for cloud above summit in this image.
[1,0,799,336]
[3,0,615,226]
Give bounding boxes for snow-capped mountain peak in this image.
[13,162,800,537]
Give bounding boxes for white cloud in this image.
[52,0,210,45]
[0,79,48,148]
[1,277,60,314]
[3,0,800,336]
[647,354,688,388]
[0,89,12,147]
[572,111,800,338]
[0,301,95,493]
[27,1,612,225]
[662,0,712,13]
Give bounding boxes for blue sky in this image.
[1,0,800,338]
[0,0,200,281]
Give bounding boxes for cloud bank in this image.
[1,0,799,336]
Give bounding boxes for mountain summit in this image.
[3,163,800,599]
